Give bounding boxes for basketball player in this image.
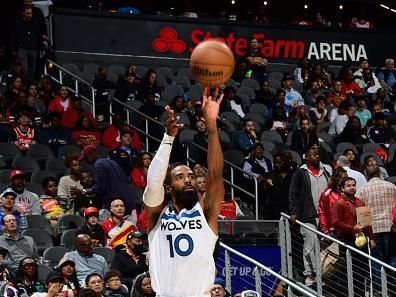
[144,87,225,297]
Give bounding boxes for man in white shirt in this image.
[281,74,304,112]
[328,102,355,136]
[337,156,367,192]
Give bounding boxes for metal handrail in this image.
[220,242,317,297]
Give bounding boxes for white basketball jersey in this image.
[149,202,218,297]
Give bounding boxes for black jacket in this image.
[11,16,43,50]
[289,166,330,223]
[291,130,319,156]
[76,223,106,247]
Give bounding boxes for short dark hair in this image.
[85,273,102,286]
[242,118,253,127]
[340,177,356,188]
[65,155,80,168]
[42,176,58,189]
[78,288,97,297]
[164,162,186,186]
[364,155,376,165]
[48,112,62,121]
[315,96,325,104]
[366,166,381,179]
[276,89,286,96]
[104,270,121,283]
[2,213,15,225]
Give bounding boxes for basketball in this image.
[190,40,235,88]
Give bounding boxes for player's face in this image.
[171,166,198,210]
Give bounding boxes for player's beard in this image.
[174,187,199,210]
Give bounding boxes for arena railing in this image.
[44,59,96,117]
[279,212,396,297]
[219,242,317,297]
[109,97,260,220]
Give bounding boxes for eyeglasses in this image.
[4,219,16,223]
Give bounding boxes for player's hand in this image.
[202,87,223,124]
[165,105,184,137]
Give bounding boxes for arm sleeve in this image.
[143,133,174,207]
[57,178,69,199]
[318,193,329,235]
[288,171,300,216]
[332,202,354,236]
[392,198,396,225]
[31,194,41,215]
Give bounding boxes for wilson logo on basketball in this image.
[152,27,187,53]
[192,66,223,77]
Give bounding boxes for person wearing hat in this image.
[103,115,141,151]
[76,207,106,247]
[30,271,65,297]
[367,111,392,144]
[0,188,22,231]
[9,169,41,216]
[114,70,139,102]
[280,73,304,113]
[58,257,81,296]
[108,129,139,176]
[110,231,148,290]
[205,277,230,297]
[11,109,37,151]
[242,142,273,217]
[9,256,45,296]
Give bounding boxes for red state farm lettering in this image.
[190,30,304,59]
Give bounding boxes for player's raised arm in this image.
[202,87,225,234]
[143,106,183,232]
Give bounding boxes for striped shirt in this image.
[359,177,396,234]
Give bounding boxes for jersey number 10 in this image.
[166,234,194,258]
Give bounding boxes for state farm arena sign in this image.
[54,13,396,65]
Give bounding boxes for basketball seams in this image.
[191,47,235,66]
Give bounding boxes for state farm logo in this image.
[152,27,186,53]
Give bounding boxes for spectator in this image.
[232,118,259,155]
[242,142,273,217]
[114,71,139,102]
[39,176,69,235]
[338,116,366,149]
[343,149,364,172]
[291,117,319,157]
[48,85,73,117]
[40,112,72,156]
[192,163,206,177]
[62,95,98,130]
[318,167,347,236]
[92,66,115,119]
[219,190,244,220]
[0,188,22,231]
[377,58,396,93]
[4,76,24,104]
[355,96,371,128]
[339,66,362,98]
[304,80,323,106]
[245,38,268,84]
[7,91,41,125]
[273,88,288,114]
[130,152,152,190]
[310,63,332,88]
[76,207,106,247]
[308,96,328,127]
[0,214,39,272]
[220,86,247,118]
[103,270,128,297]
[10,170,41,215]
[294,57,310,85]
[110,231,148,290]
[72,115,102,148]
[57,156,83,209]
[269,105,288,141]
[328,101,355,137]
[38,75,56,106]
[336,156,367,192]
[255,80,276,110]
[359,166,396,291]
[11,110,37,152]
[137,70,161,102]
[130,272,155,297]
[268,153,294,219]
[58,258,81,297]
[332,177,374,297]
[85,273,105,297]
[26,82,46,116]
[8,257,45,296]
[76,145,136,213]
[102,115,141,151]
[11,6,43,81]
[196,174,206,201]
[354,60,381,95]
[326,80,346,108]
[74,172,100,213]
[108,130,139,177]
[101,199,137,248]
[30,271,65,297]
[64,234,107,283]
[289,146,330,286]
[192,119,208,166]
[281,74,304,113]
[367,112,392,144]
[363,155,389,180]
[160,96,190,127]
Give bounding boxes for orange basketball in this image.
[190,40,235,88]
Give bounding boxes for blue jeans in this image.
[372,233,396,292]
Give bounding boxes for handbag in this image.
[320,242,342,279]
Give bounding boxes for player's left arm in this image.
[201,87,225,235]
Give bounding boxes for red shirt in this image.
[318,188,342,235]
[48,97,73,114]
[341,81,362,97]
[102,124,141,150]
[61,108,98,130]
[137,209,147,232]
[130,168,147,189]
[71,130,102,147]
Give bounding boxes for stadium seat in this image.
[177,68,194,80]
[31,170,57,185]
[25,182,44,196]
[260,131,284,144]
[179,129,198,144]
[125,100,143,111]
[156,66,174,83]
[185,90,201,101]
[135,65,148,78]
[241,78,260,90]
[225,79,238,89]
[261,141,276,154]
[37,264,52,282]
[336,142,358,153]
[249,103,269,118]
[46,158,68,179]
[316,122,331,132]
[218,130,232,148]
[244,112,266,128]
[107,72,118,85]
[189,84,203,94]
[174,75,191,89]
[79,71,95,84]
[82,63,100,75]
[60,229,78,249]
[220,112,241,127]
[161,89,178,102]
[386,176,396,184]
[236,86,256,100]
[362,143,381,153]
[93,247,115,265]
[58,145,81,158]
[223,149,245,166]
[268,79,281,90]
[283,150,302,165]
[26,215,52,235]
[285,131,293,148]
[62,63,80,74]
[108,64,125,77]
[42,246,70,269]
[58,215,85,234]
[0,169,13,184]
[164,85,184,96]
[22,229,54,255]
[360,152,383,166]
[317,132,333,145]
[155,73,168,88]
[27,144,55,168]
[0,143,21,166]
[96,145,110,158]
[12,156,40,181]
[268,72,283,81]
